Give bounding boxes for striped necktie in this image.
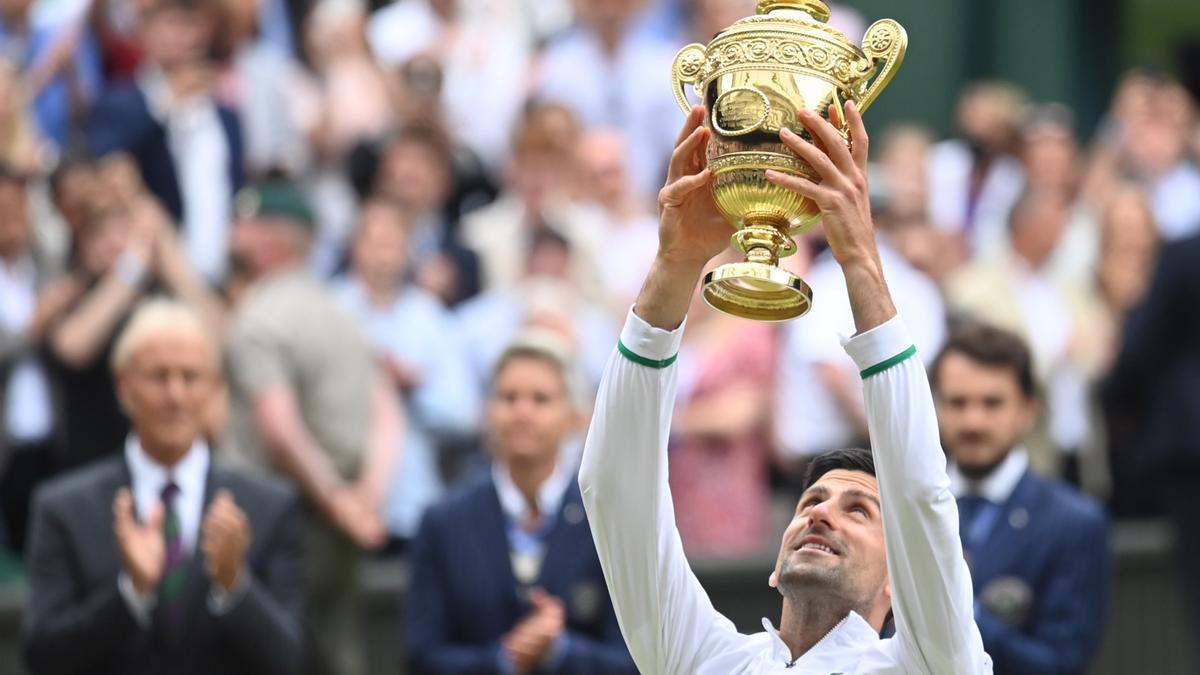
[156,479,187,630]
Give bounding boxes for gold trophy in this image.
[672,0,906,321]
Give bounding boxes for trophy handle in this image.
[856,19,908,113]
[671,43,707,116]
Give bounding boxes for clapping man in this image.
[23,299,304,674]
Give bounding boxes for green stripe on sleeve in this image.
[859,344,917,380]
[617,340,678,369]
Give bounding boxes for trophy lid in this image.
[756,0,831,22]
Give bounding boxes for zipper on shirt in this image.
[784,615,849,668]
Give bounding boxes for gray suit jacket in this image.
[22,454,306,675]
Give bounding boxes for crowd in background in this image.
[2,0,1200,672]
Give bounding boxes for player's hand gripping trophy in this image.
[671,0,906,320]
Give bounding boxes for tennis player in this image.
[578,101,993,674]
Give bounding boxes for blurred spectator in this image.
[1105,229,1200,646]
[333,196,480,546]
[669,277,776,558]
[292,0,395,277]
[23,299,305,675]
[461,102,604,299]
[686,0,755,43]
[537,0,681,200]
[773,210,945,475]
[871,123,934,220]
[37,156,225,472]
[931,322,1108,675]
[947,190,1107,478]
[215,0,312,178]
[1092,187,1160,508]
[367,0,536,172]
[927,81,1026,253]
[370,126,482,304]
[456,227,618,402]
[407,340,636,674]
[0,166,57,555]
[0,60,44,173]
[222,179,400,675]
[574,128,658,313]
[88,0,244,282]
[1011,104,1099,288]
[1085,71,1200,242]
[0,0,103,152]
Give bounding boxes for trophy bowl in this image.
[672,0,906,321]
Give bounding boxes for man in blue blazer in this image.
[88,0,243,282]
[406,338,636,674]
[931,321,1109,675]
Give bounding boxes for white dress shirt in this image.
[139,67,232,282]
[0,254,53,442]
[118,436,245,623]
[580,310,992,674]
[949,448,1029,504]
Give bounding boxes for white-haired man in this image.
[579,101,993,673]
[23,299,305,675]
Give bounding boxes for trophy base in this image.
[702,261,813,322]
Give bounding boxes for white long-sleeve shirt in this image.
[579,309,992,674]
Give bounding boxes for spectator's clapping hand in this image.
[503,588,567,673]
[201,490,251,592]
[113,488,165,595]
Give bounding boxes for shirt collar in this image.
[124,434,210,514]
[949,447,1029,503]
[760,611,880,667]
[492,457,572,526]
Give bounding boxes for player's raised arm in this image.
[770,101,991,673]
[578,105,743,675]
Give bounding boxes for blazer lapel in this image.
[480,480,521,605]
[971,471,1038,582]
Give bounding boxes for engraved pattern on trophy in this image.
[669,0,907,321]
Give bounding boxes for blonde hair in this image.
[111,298,219,374]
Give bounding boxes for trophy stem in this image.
[735,217,796,267]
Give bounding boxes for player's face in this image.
[934,352,1034,479]
[773,470,888,610]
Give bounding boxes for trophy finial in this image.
[756,0,831,22]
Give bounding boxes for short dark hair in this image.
[801,447,876,493]
[930,321,1036,398]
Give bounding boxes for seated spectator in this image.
[536,0,683,200]
[456,227,618,400]
[333,196,480,548]
[23,299,305,675]
[926,81,1026,252]
[370,126,482,305]
[88,0,244,282]
[573,128,659,315]
[0,165,58,555]
[222,179,400,675]
[407,339,637,674]
[931,321,1108,675]
[460,102,605,301]
[37,157,224,472]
